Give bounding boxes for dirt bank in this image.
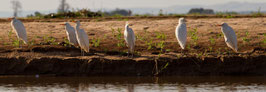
[0,46,265,76]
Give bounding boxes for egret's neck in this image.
[76,23,80,30]
[179,21,185,24]
[12,19,17,22]
[125,25,129,30]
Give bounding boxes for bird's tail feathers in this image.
[233,48,238,53]
[180,45,185,49]
[85,48,90,53]
[22,40,28,44]
[179,43,185,49]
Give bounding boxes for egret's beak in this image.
[71,20,76,23]
[216,24,222,26]
[8,18,12,21]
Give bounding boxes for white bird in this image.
[60,22,79,46]
[175,18,187,50]
[73,21,90,56]
[218,22,238,52]
[124,22,135,57]
[9,17,27,48]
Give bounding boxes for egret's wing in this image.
[222,26,238,52]
[12,20,27,43]
[176,23,187,49]
[125,28,135,47]
[227,26,238,51]
[128,28,135,45]
[124,29,128,45]
[66,26,78,45]
[80,29,90,52]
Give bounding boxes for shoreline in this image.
[0,46,265,76]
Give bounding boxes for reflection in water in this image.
[0,76,265,92]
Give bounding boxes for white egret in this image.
[73,20,90,56]
[9,17,27,48]
[175,18,187,55]
[60,22,79,46]
[218,22,238,52]
[124,22,135,57]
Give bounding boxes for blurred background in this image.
[1,0,266,18]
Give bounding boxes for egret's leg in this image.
[19,40,21,48]
[80,49,83,56]
[131,48,134,58]
[131,52,134,58]
[181,50,184,56]
[127,48,130,57]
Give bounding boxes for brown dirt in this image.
[0,17,265,76]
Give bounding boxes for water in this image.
[0,76,265,92]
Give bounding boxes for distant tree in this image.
[158,9,164,16]
[104,8,132,16]
[188,8,214,14]
[11,0,22,17]
[34,11,42,16]
[57,0,70,13]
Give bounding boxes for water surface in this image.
[0,76,265,92]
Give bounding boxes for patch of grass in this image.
[8,30,13,42]
[197,52,203,58]
[208,47,213,52]
[3,43,8,46]
[91,38,101,47]
[7,30,21,47]
[215,12,238,18]
[12,39,20,48]
[145,40,154,50]
[226,15,234,18]
[28,36,37,48]
[161,62,169,71]
[217,33,224,38]
[155,32,167,53]
[262,33,266,46]
[63,37,71,47]
[242,31,251,44]
[209,37,216,45]
[189,28,199,46]
[111,28,125,47]
[216,48,224,55]
[43,35,57,45]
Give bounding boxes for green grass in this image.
[111,27,125,47]
[91,38,101,47]
[189,28,199,46]
[242,31,251,44]
[155,32,167,53]
[43,35,57,45]
[63,37,71,47]
[262,33,266,46]
[7,30,21,47]
[28,36,37,48]
[209,37,216,45]
[12,39,20,48]
[145,40,154,50]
